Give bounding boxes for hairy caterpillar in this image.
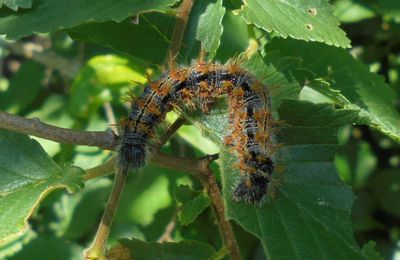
[118,61,276,204]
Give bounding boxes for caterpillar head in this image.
[233,172,271,205]
[118,143,146,172]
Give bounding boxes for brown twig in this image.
[103,102,118,133]
[202,169,241,260]
[84,169,128,260]
[157,212,177,242]
[151,151,242,260]
[166,0,194,62]
[156,116,186,149]
[84,158,116,181]
[189,160,242,260]
[0,111,192,171]
[0,111,119,150]
[0,38,80,78]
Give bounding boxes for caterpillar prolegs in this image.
[118,62,277,205]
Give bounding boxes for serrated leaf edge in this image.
[234,0,351,48]
[0,184,70,243]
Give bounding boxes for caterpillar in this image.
[118,61,276,205]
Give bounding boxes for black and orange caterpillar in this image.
[118,61,277,204]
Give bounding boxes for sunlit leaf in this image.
[196,0,226,59]
[0,129,84,242]
[68,13,175,64]
[236,0,351,47]
[265,38,400,141]
[0,0,32,11]
[0,0,179,39]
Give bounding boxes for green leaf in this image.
[116,164,177,227]
[0,129,85,242]
[179,0,211,62]
[0,60,45,114]
[112,163,191,241]
[174,184,200,203]
[118,238,216,260]
[351,191,383,232]
[265,38,400,142]
[174,185,210,225]
[0,228,35,258]
[303,79,351,105]
[216,12,250,62]
[196,0,226,59]
[0,0,32,11]
[68,13,175,64]
[167,111,219,155]
[334,0,375,23]
[242,52,302,110]
[68,54,147,118]
[362,241,384,260]
[372,170,400,218]
[219,101,362,259]
[236,0,351,48]
[376,0,400,22]
[178,193,210,225]
[335,138,377,188]
[7,235,83,260]
[50,179,112,240]
[0,0,179,40]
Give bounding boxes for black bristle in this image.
[118,143,146,171]
[233,172,270,205]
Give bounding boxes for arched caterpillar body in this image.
[118,62,276,204]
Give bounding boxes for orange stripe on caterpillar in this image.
[118,62,277,205]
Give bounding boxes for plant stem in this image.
[157,211,177,242]
[84,158,116,181]
[0,111,203,173]
[153,152,242,259]
[84,169,128,260]
[103,101,118,133]
[0,111,119,150]
[166,0,194,61]
[203,171,242,260]
[156,116,186,149]
[195,158,242,260]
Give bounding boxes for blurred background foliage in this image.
[0,0,399,259]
